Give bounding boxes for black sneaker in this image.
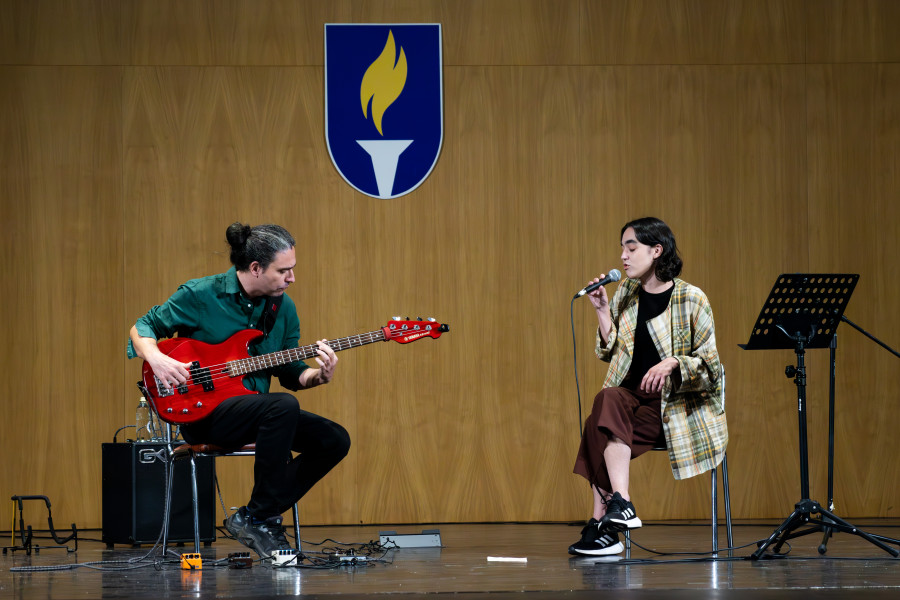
[568,519,623,556]
[224,507,293,558]
[223,506,250,539]
[578,517,602,543]
[600,492,641,532]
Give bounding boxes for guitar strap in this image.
[256,296,280,338]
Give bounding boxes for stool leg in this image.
[722,453,733,557]
[189,454,200,554]
[711,465,719,557]
[291,504,301,553]
[162,452,176,554]
[624,529,631,558]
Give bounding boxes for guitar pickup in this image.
[189,361,214,392]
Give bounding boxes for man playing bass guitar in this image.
[128,222,350,559]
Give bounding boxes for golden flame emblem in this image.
[360,30,408,136]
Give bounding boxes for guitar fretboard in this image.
[228,329,387,376]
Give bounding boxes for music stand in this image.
[740,273,900,559]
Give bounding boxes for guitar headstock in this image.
[383,317,449,344]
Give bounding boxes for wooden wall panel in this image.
[2,0,900,529]
[129,0,586,67]
[0,0,471,67]
[7,0,899,68]
[0,0,128,65]
[807,64,900,515]
[0,67,124,526]
[434,0,584,65]
[128,0,340,66]
[807,0,900,63]
[581,0,807,65]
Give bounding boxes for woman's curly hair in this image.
[621,217,683,282]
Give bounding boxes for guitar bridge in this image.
[153,376,174,397]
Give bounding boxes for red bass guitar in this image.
[141,318,449,424]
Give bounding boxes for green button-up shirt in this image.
[127,266,308,393]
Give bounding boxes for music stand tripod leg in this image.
[751,503,809,560]
[818,517,834,555]
[813,506,900,557]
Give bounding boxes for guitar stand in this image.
[2,495,78,555]
[741,274,900,560]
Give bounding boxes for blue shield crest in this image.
[325,24,443,199]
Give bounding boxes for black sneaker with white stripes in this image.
[599,491,641,532]
[568,519,623,556]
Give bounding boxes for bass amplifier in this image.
[101,442,216,547]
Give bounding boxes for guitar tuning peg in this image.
[427,317,436,322]
[416,316,422,321]
[392,316,402,321]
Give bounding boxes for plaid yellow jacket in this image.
[595,277,728,480]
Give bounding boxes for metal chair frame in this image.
[623,451,732,558]
[624,364,733,558]
[160,426,301,556]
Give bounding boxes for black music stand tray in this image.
[740,273,900,559]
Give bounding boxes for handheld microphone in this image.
[574,269,622,299]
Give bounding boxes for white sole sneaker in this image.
[604,514,642,532]
[568,532,624,556]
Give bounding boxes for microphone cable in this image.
[570,296,585,437]
[570,270,619,437]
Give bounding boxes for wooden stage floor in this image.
[3,521,900,598]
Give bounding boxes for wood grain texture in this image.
[5,1,899,67]
[0,66,124,527]
[0,0,129,65]
[806,63,900,515]
[1,1,899,528]
[128,0,341,66]
[581,0,807,65]
[807,0,900,63]
[129,0,585,67]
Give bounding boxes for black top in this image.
[625,285,675,389]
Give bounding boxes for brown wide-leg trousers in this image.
[573,385,666,493]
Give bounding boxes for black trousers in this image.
[181,393,351,519]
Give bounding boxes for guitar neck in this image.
[230,329,386,376]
